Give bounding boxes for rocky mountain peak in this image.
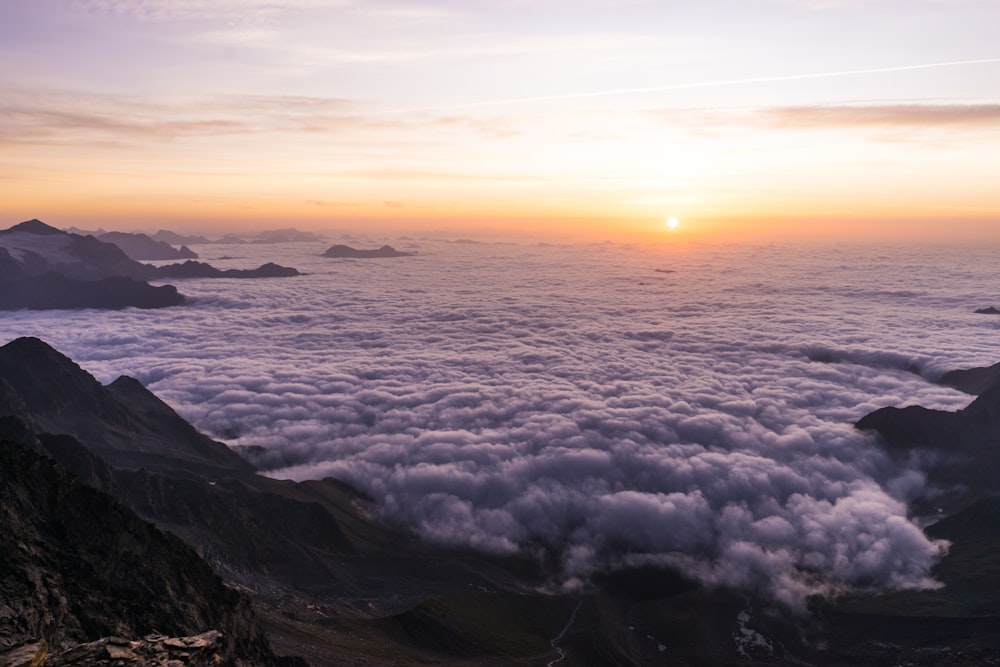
[0,337,114,422]
[5,219,65,236]
[0,337,253,477]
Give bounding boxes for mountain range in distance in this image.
[68,226,327,246]
[322,244,415,258]
[96,231,200,261]
[0,220,301,310]
[0,218,423,310]
[4,336,1000,665]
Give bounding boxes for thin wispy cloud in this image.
[0,89,399,145]
[761,103,1000,128]
[375,58,1000,114]
[70,0,352,21]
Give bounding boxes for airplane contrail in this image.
[377,57,1000,114]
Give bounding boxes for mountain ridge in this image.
[0,220,300,310]
[322,244,415,258]
[0,337,254,477]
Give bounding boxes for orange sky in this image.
[2,1,1000,242]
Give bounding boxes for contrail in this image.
[377,57,1000,114]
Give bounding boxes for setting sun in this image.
[666,217,680,230]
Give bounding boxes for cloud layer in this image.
[2,239,993,609]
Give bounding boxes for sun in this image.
[666,217,679,230]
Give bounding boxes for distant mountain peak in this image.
[322,244,415,258]
[7,219,65,236]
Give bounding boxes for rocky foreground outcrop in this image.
[0,439,282,666]
[3,631,246,667]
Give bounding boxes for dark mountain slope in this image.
[0,338,571,665]
[0,219,148,280]
[0,220,178,309]
[938,361,1000,395]
[856,383,1000,500]
[0,439,280,665]
[0,337,253,477]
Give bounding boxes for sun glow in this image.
[666,217,680,229]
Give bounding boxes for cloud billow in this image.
[0,240,985,609]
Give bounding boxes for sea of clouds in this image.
[4,237,999,609]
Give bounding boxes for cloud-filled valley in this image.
[3,238,997,610]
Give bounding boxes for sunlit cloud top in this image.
[2,0,999,240]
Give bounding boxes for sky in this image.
[2,0,1000,241]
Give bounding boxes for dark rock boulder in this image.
[34,631,226,666]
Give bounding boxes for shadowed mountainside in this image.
[0,337,254,477]
[0,271,183,310]
[938,360,1000,395]
[0,438,283,666]
[857,381,1000,509]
